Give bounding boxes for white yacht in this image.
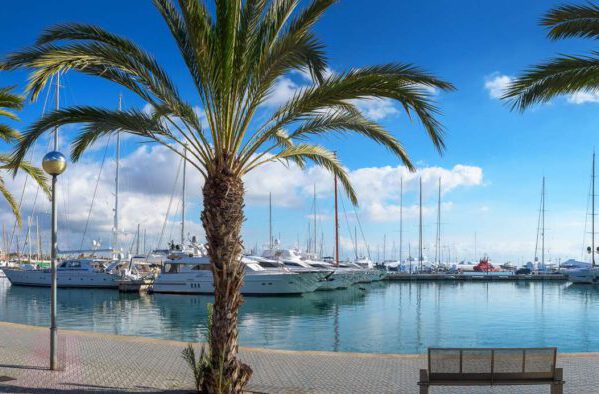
[151,255,323,295]
[568,267,599,284]
[3,259,120,288]
[263,248,355,290]
[354,256,374,269]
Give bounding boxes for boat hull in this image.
[3,268,120,288]
[568,268,599,285]
[152,271,321,295]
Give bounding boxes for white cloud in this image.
[567,91,599,104]
[484,73,513,99]
[263,77,301,107]
[352,98,399,120]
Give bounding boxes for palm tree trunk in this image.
[201,167,252,393]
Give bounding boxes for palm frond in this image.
[247,143,357,204]
[542,3,599,40]
[0,87,23,142]
[0,86,24,112]
[0,177,21,227]
[2,38,183,115]
[503,53,599,110]
[0,154,50,200]
[10,106,169,167]
[288,107,414,170]
[239,64,453,167]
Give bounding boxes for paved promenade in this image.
[0,321,597,393]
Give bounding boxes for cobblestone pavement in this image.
[0,321,596,393]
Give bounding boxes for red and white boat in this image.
[473,257,500,272]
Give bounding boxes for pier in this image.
[385,272,568,281]
[0,321,595,393]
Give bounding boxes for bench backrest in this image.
[428,347,557,382]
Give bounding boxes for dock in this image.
[385,272,568,281]
[0,321,597,393]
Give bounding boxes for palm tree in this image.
[504,2,599,109]
[0,86,48,226]
[1,1,453,391]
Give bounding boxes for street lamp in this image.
[42,151,67,371]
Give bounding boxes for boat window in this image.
[244,262,265,271]
[165,263,179,273]
[284,262,301,267]
[190,264,212,271]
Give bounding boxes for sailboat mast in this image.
[36,217,40,261]
[419,177,423,271]
[136,224,140,255]
[436,178,441,265]
[541,176,545,266]
[269,192,272,249]
[383,234,386,261]
[334,168,339,267]
[593,152,596,267]
[181,146,187,246]
[113,94,121,258]
[54,72,60,150]
[399,177,403,263]
[354,226,358,260]
[313,184,317,255]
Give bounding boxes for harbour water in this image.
[2,277,599,354]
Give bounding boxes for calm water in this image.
[2,277,599,354]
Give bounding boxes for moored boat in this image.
[3,259,120,288]
[151,255,322,295]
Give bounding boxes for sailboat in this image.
[568,153,599,284]
[4,79,122,288]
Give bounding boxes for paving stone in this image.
[0,322,594,393]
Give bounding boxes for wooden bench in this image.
[418,347,564,393]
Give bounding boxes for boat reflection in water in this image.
[0,277,374,348]
[7,279,599,353]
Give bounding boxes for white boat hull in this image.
[152,271,322,295]
[568,268,599,285]
[316,270,355,290]
[3,268,120,288]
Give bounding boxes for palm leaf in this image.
[247,143,358,204]
[503,53,599,110]
[542,3,599,40]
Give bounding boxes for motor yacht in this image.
[151,255,322,295]
[3,259,120,288]
[263,248,355,290]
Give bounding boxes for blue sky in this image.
[1,0,598,263]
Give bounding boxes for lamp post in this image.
[42,151,67,371]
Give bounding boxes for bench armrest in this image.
[554,368,564,382]
[419,369,429,384]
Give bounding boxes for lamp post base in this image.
[50,326,57,370]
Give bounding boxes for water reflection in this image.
[3,278,599,353]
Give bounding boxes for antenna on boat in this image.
[113,93,122,260]
[269,192,272,249]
